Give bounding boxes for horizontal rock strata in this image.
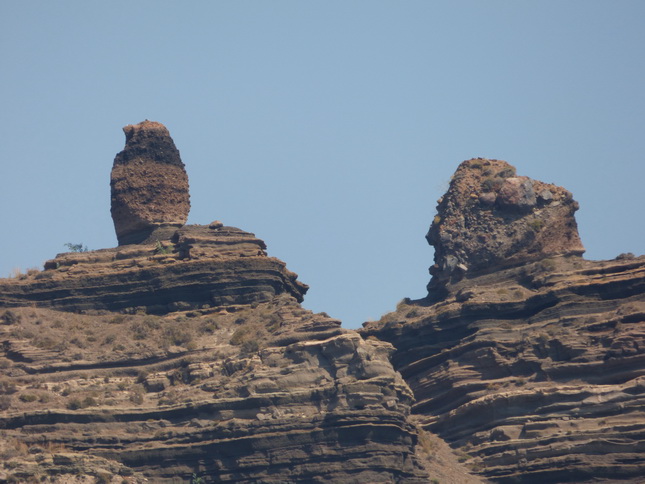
[0,225,308,314]
[0,297,434,482]
[364,254,645,482]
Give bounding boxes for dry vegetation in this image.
[0,295,322,480]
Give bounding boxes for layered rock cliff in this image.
[0,224,307,314]
[0,299,434,482]
[363,159,645,483]
[5,129,641,483]
[0,123,484,483]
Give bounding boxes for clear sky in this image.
[1,1,643,328]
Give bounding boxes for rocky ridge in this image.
[363,159,645,483]
[0,123,484,483]
[0,224,307,314]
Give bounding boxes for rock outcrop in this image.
[111,120,190,245]
[0,123,487,483]
[0,224,307,314]
[363,159,645,483]
[0,300,437,482]
[427,158,584,291]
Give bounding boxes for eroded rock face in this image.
[364,255,645,482]
[111,120,190,245]
[363,158,645,482]
[0,298,440,482]
[0,224,307,313]
[427,158,584,290]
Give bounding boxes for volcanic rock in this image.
[0,124,487,483]
[427,158,584,290]
[110,120,190,245]
[363,158,645,483]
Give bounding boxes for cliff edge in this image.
[363,159,645,483]
[0,123,483,483]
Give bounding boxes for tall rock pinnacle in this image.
[110,121,190,245]
[427,158,585,290]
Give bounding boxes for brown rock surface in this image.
[111,120,190,245]
[0,298,443,482]
[0,126,485,483]
[364,159,645,483]
[0,224,307,313]
[427,158,584,291]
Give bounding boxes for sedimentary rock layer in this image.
[111,121,190,245]
[364,156,645,483]
[0,225,307,314]
[364,255,645,482]
[0,297,436,482]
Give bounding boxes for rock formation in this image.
[111,120,190,245]
[427,158,584,291]
[0,225,308,314]
[0,300,439,482]
[363,159,645,482]
[0,124,486,483]
[7,134,643,483]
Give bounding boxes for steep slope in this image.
[0,297,432,482]
[363,159,645,483]
[0,122,484,483]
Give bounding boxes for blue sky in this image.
[1,1,643,328]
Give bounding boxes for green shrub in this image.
[67,395,97,410]
[64,242,88,253]
[497,167,516,178]
[67,398,82,410]
[481,177,504,192]
[241,339,260,354]
[129,390,144,405]
[1,310,21,325]
[0,379,17,394]
[154,240,171,255]
[18,393,38,403]
[163,324,193,347]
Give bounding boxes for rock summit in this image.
[427,158,585,290]
[110,120,191,245]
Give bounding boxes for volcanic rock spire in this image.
[427,158,585,290]
[110,120,191,245]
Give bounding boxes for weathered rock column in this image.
[426,158,585,290]
[110,120,190,245]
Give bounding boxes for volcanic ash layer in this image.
[363,158,645,483]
